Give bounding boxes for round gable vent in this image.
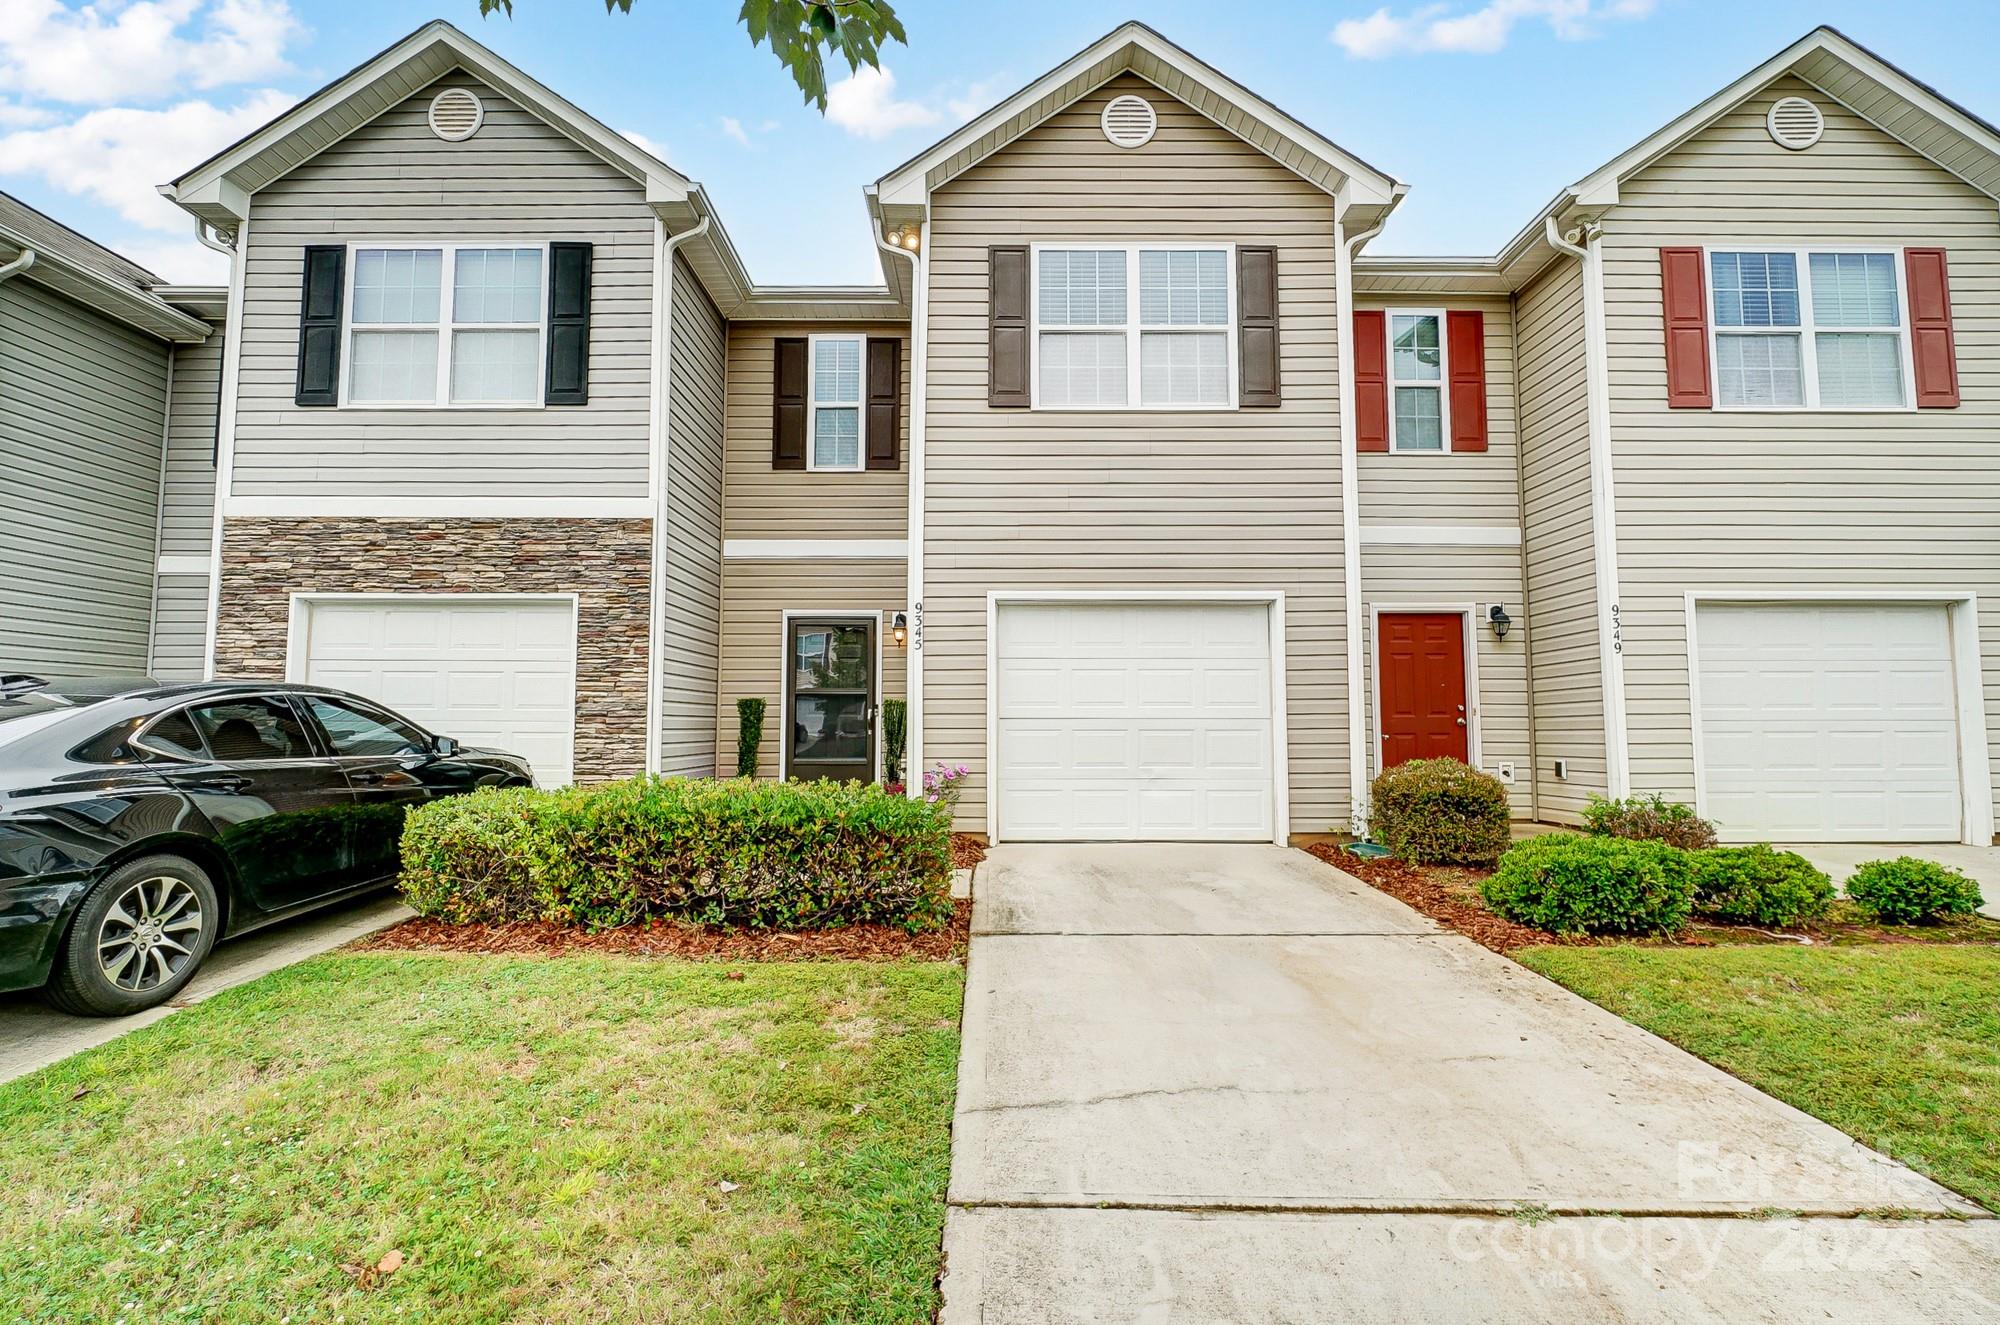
[1101,94,1158,149]
[1767,95,1824,150]
[429,87,485,142]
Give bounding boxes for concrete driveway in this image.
[943,845,2000,1324]
[1781,842,2000,919]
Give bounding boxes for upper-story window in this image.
[1709,249,1909,410]
[1388,311,1445,451]
[809,335,864,471]
[343,244,546,407]
[1032,244,1236,409]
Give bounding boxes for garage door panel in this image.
[1696,603,1960,842]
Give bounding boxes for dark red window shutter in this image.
[1660,247,1712,408]
[1905,248,1960,408]
[772,337,807,470]
[866,337,901,469]
[989,245,1029,407]
[1237,246,1280,407]
[1446,310,1487,452]
[1353,310,1388,452]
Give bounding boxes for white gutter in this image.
[1335,213,1386,837]
[0,247,35,283]
[1544,216,1630,798]
[201,218,248,680]
[872,222,922,797]
[643,214,711,777]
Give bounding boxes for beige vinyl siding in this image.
[724,322,909,539]
[1355,295,1520,526]
[149,576,209,679]
[1602,75,2000,825]
[231,72,654,501]
[1360,545,1531,816]
[0,277,169,679]
[660,253,726,774]
[716,559,906,778]
[1515,256,1607,822]
[921,73,1347,833]
[159,329,222,556]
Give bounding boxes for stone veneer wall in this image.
[214,517,653,782]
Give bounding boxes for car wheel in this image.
[46,855,220,1017]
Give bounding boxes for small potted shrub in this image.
[1368,758,1512,866]
[1582,793,1718,850]
[1844,857,1984,924]
[1480,833,1695,935]
[1686,845,1833,927]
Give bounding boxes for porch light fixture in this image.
[887,223,921,253]
[892,611,909,647]
[1488,604,1512,640]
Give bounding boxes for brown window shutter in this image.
[866,337,901,469]
[1905,248,1959,408]
[1238,246,1280,408]
[1446,310,1488,451]
[1659,247,1713,408]
[989,245,1030,407]
[772,337,807,469]
[1353,310,1389,452]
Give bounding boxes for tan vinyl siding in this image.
[716,559,906,778]
[1602,75,2000,825]
[724,322,908,539]
[660,253,726,774]
[1360,545,1531,817]
[149,575,210,680]
[0,278,168,679]
[232,72,654,501]
[921,73,1348,833]
[1515,256,1607,821]
[1355,295,1520,526]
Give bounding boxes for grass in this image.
[0,951,963,1324]
[1519,944,2000,1213]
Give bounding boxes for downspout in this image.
[199,219,246,681]
[872,222,921,798]
[1335,213,1385,838]
[1545,215,1631,798]
[644,214,711,777]
[1508,278,1539,824]
[0,248,35,283]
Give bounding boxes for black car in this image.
[0,677,534,1016]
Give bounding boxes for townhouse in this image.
[11,20,1997,847]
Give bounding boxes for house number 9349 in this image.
[1609,602,1622,654]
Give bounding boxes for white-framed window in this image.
[808,334,865,471]
[341,242,547,407]
[1031,243,1236,409]
[1707,246,1912,410]
[1386,309,1448,452]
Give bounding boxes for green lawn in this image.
[0,952,963,1324]
[1520,944,2000,1212]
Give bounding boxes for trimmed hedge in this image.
[1582,793,1719,851]
[1845,857,1985,925]
[1687,845,1834,927]
[1369,758,1512,866]
[401,776,954,933]
[1480,833,1695,935]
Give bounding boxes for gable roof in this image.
[0,191,212,342]
[873,21,1404,222]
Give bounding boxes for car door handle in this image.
[188,774,250,792]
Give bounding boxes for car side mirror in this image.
[432,735,461,757]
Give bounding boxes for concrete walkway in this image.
[1781,842,2000,919]
[942,845,2000,1324]
[0,892,410,1086]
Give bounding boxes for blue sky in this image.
[0,1,1992,286]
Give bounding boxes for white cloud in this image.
[115,232,229,283]
[720,115,750,147]
[0,89,296,232]
[1331,0,1654,58]
[622,128,671,162]
[947,77,1006,123]
[0,0,300,106]
[825,66,941,140]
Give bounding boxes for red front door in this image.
[1379,613,1468,768]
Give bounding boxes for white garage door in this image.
[995,601,1275,841]
[1695,602,1962,842]
[300,597,577,786]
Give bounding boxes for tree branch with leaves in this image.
[475,0,907,110]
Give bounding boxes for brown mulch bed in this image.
[354,898,971,964]
[951,833,987,871]
[1304,843,1560,953]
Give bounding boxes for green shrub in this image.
[1687,845,1834,926]
[1368,758,1512,866]
[1480,833,1695,935]
[882,698,907,784]
[735,698,766,778]
[1844,857,1985,925]
[1582,793,1718,850]
[400,776,954,932]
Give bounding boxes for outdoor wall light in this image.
[892,611,909,647]
[1488,604,1513,640]
[888,223,921,252]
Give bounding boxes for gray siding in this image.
[231,72,655,502]
[660,252,725,775]
[0,277,169,679]
[1515,257,1607,822]
[149,575,210,680]
[149,325,225,680]
[1602,75,2000,827]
